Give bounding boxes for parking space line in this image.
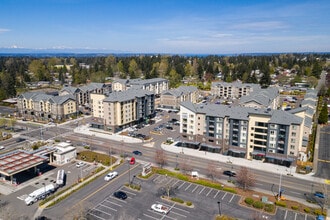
[172,179,180,187]
[178,182,186,189]
[98,203,118,211]
[229,194,235,203]
[143,213,158,220]
[222,192,227,200]
[185,183,192,191]
[120,189,137,196]
[199,187,205,194]
[104,199,124,206]
[156,201,190,214]
[304,213,307,220]
[206,188,213,197]
[213,191,219,198]
[88,211,108,220]
[284,209,288,219]
[170,210,187,218]
[147,210,176,220]
[192,185,199,193]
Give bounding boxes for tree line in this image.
[0,53,328,100]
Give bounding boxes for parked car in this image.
[165,126,173,130]
[76,161,85,168]
[223,170,236,177]
[129,157,135,165]
[113,191,127,200]
[314,191,325,199]
[151,204,169,214]
[104,171,118,181]
[0,146,4,150]
[132,150,142,156]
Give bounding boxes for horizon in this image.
[1,0,330,54]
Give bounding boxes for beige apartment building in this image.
[17,92,77,121]
[159,86,199,110]
[91,89,155,132]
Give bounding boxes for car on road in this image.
[129,157,135,165]
[113,191,127,200]
[314,191,325,199]
[132,150,142,156]
[0,146,4,150]
[76,161,85,168]
[223,170,236,177]
[151,204,169,214]
[104,171,118,181]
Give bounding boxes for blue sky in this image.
[0,0,329,54]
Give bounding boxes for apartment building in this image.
[91,89,155,133]
[211,81,260,99]
[159,86,199,110]
[112,78,168,96]
[59,82,108,108]
[239,87,280,109]
[179,101,304,166]
[17,91,77,121]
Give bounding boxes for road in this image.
[316,125,330,179]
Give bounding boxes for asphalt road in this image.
[316,125,330,179]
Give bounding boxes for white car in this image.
[151,204,169,214]
[76,161,85,168]
[104,171,118,181]
[0,146,4,150]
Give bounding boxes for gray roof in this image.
[304,116,313,128]
[181,101,303,125]
[79,83,105,92]
[211,81,260,90]
[239,87,279,107]
[103,89,154,102]
[161,86,198,97]
[301,99,316,107]
[288,106,315,117]
[51,94,76,104]
[130,78,168,85]
[18,91,75,104]
[60,86,79,95]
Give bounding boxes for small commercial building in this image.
[53,142,77,165]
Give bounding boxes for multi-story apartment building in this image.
[112,78,168,96]
[91,89,155,133]
[211,81,260,99]
[17,92,77,121]
[179,101,304,166]
[239,87,280,109]
[59,82,108,108]
[159,86,199,110]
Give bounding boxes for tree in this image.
[236,167,256,191]
[318,102,328,124]
[154,149,167,168]
[206,161,220,181]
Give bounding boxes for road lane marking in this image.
[199,187,205,194]
[213,191,219,198]
[192,185,199,193]
[206,188,213,197]
[185,183,192,191]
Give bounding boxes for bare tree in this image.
[179,158,192,175]
[155,149,167,168]
[206,161,220,181]
[236,167,256,191]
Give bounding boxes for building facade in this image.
[211,81,260,99]
[17,92,77,121]
[179,101,304,166]
[159,86,199,109]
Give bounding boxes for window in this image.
[270,130,275,135]
[290,145,295,150]
[292,125,297,130]
[291,132,296,137]
[291,138,295,143]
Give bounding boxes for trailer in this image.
[56,169,65,187]
[25,184,56,205]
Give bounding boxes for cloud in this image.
[0,28,10,34]
[231,21,288,31]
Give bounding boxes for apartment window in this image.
[198,117,200,120]
[291,132,296,137]
[290,145,295,150]
[270,130,275,135]
[291,138,295,143]
[292,125,297,130]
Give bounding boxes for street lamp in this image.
[217,201,222,216]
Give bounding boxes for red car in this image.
[130,157,135,165]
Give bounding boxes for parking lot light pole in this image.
[217,201,221,216]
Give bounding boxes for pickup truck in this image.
[151,204,169,214]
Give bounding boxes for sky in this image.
[0,0,329,54]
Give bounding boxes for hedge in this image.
[245,197,254,205]
[253,201,264,209]
[275,200,287,208]
[264,204,275,213]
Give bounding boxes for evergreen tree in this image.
[318,102,329,124]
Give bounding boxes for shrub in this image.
[314,209,323,215]
[253,201,264,209]
[186,201,192,206]
[264,204,275,213]
[171,197,184,204]
[275,201,287,208]
[304,207,310,213]
[244,197,254,205]
[291,205,299,210]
